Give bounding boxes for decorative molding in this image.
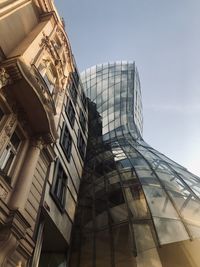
[0,207,31,266]
[40,33,60,67]
[43,132,57,144]
[0,184,8,200]
[0,114,17,152]
[4,114,17,137]
[30,133,57,148]
[39,32,68,81]
[30,137,45,150]
[0,68,10,89]
[7,210,31,240]
[31,64,57,114]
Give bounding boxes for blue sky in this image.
[55,0,200,176]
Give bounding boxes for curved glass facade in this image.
[82,61,143,138]
[69,61,200,267]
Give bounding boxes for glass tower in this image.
[69,61,200,267]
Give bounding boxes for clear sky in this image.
[55,0,200,176]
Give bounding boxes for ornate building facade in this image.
[1,1,200,267]
[0,1,88,266]
[69,62,200,267]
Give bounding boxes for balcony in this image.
[0,57,58,143]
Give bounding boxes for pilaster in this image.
[8,136,45,211]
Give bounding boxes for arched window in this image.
[38,59,58,94]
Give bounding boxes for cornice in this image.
[0,0,31,19]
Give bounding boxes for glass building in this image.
[69,61,200,267]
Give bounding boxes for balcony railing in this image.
[31,64,56,114]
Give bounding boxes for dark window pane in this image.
[43,74,54,94]
[66,99,75,127]
[81,91,87,110]
[3,149,15,174]
[78,130,86,160]
[0,130,21,177]
[60,124,72,161]
[0,108,4,121]
[69,80,77,104]
[10,132,20,150]
[80,110,86,132]
[52,160,68,210]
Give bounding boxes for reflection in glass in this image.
[69,62,200,267]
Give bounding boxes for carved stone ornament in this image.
[4,115,17,137]
[40,33,51,50]
[30,136,46,150]
[40,32,67,72]
[40,33,59,65]
[0,67,10,89]
[0,114,17,152]
[57,29,71,59]
[0,184,8,200]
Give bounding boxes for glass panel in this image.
[124,187,149,219]
[39,253,67,267]
[180,196,200,224]
[0,108,4,121]
[3,149,14,174]
[142,186,179,219]
[110,203,128,223]
[154,217,189,245]
[96,211,108,229]
[134,223,156,252]
[10,132,20,149]
[186,223,200,239]
[80,232,94,267]
[96,230,111,267]
[113,224,137,267]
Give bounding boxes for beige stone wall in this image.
[0,0,76,266]
[24,152,49,238]
[0,1,39,56]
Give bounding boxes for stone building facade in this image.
[0,1,88,266]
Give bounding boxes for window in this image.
[38,61,56,94]
[72,69,80,86]
[0,107,4,121]
[79,110,86,132]
[0,130,21,178]
[43,74,54,94]
[51,160,67,211]
[66,99,75,127]
[69,82,77,104]
[60,123,72,161]
[81,91,87,110]
[77,130,86,160]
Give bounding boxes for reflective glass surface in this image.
[69,62,200,267]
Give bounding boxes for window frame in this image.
[51,159,68,213]
[38,62,57,95]
[60,123,72,162]
[0,107,4,122]
[79,110,86,133]
[0,128,22,183]
[69,82,78,105]
[81,91,87,111]
[65,98,75,128]
[77,129,86,160]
